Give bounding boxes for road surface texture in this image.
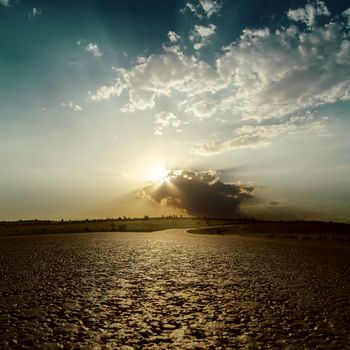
[0,230,349,349]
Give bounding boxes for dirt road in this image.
[1,230,349,349]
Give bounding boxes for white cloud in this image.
[181,94,220,119]
[29,7,42,19]
[183,0,221,18]
[182,2,199,17]
[154,111,182,135]
[168,31,181,43]
[85,43,103,57]
[0,0,10,7]
[343,8,350,27]
[117,45,224,112]
[136,56,147,64]
[61,101,83,112]
[91,7,349,151]
[216,20,350,120]
[194,113,329,155]
[116,16,349,120]
[189,24,216,49]
[199,0,221,17]
[89,79,124,102]
[287,0,330,28]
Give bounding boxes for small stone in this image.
[163,323,176,330]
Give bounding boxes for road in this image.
[0,230,349,349]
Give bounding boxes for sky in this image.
[0,0,349,221]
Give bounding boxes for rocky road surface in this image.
[0,230,349,349]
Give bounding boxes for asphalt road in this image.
[0,230,349,349]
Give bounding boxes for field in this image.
[0,217,234,236]
[188,221,350,242]
[0,217,349,241]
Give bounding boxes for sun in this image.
[147,164,170,183]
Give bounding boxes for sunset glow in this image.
[147,164,170,184]
[0,0,349,221]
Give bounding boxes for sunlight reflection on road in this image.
[0,230,349,349]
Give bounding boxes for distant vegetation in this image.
[188,221,350,242]
[0,216,236,236]
[0,217,349,241]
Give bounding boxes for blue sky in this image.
[0,0,349,220]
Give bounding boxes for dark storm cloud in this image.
[140,169,254,218]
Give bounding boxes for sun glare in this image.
[148,164,170,183]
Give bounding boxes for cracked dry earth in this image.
[0,230,350,349]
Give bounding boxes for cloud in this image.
[136,56,147,64]
[101,12,349,119]
[29,7,42,19]
[89,79,124,102]
[242,202,318,221]
[61,101,82,112]
[194,113,329,155]
[117,45,224,112]
[343,8,350,27]
[91,6,349,152]
[0,0,10,7]
[140,169,253,218]
[199,0,221,17]
[168,31,181,43]
[182,96,220,118]
[189,24,216,49]
[268,201,281,206]
[287,0,330,28]
[154,111,182,135]
[183,0,221,19]
[216,19,350,121]
[85,43,103,57]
